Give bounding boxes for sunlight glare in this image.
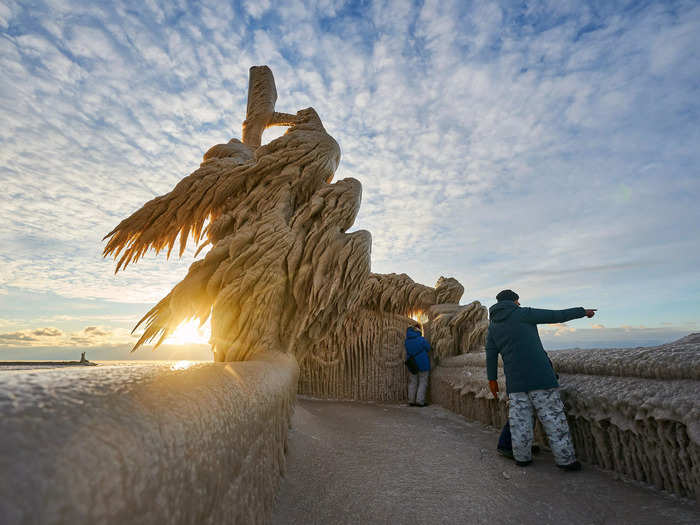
[164,318,211,345]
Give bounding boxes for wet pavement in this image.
[272,397,698,525]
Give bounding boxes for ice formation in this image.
[105,66,371,361]
[299,274,489,400]
[0,352,299,524]
[104,66,486,367]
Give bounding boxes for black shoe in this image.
[532,445,541,455]
[515,459,532,467]
[416,403,429,407]
[557,461,582,471]
[497,447,514,459]
[408,402,418,407]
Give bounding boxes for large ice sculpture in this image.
[104,66,486,364]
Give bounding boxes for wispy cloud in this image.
[1,1,699,342]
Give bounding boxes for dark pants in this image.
[498,421,512,450]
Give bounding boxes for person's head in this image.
[496,289,520,305]
[406,324,421,338]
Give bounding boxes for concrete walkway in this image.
[272,397,698,525]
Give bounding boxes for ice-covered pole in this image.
[242,65,297,148]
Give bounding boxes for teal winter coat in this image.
[486,301,585,394]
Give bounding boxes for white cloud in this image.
[243,0,271,19]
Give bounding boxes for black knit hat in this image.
[496,289,519,302]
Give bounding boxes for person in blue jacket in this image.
[405,324,431,407]
[486,289,596,470]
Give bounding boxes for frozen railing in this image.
[0,352,298,525]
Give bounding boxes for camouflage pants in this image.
[508,388,576,465]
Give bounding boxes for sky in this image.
[1,0,699,359]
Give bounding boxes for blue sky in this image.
[1,0,699,358]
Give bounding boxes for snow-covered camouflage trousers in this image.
[508,388,576,465]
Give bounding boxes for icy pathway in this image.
[272,397,698,525]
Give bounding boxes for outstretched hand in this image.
[585,309,597,318]
[488,380,499,400]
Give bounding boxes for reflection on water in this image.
[170,360,194,371]
[0,360,205,372]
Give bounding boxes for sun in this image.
[164,318,211,345]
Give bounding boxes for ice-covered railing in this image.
[0,352,298,524]
[430,333,700,500]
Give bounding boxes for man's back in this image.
[486,300,585,394]
[405,327,431,372]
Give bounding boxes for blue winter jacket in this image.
[405,327,431,372]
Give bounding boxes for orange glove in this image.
[488,380,499,400]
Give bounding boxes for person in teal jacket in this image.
[486,289,596,470]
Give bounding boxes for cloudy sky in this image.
[1,0,699,359]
